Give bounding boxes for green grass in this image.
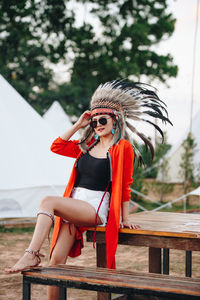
[0,225,35,233]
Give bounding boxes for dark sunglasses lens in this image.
[90,120,97,128]
[99,117,107,125]
[90,117,108,128]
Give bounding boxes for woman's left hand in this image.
[120,220,141,229]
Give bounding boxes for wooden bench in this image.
[22,265,200,300]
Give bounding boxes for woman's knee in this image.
[40,196,54,209]
[49,250,67,265]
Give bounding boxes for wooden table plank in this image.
[88,212,200,238]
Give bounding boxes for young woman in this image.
[5,80,171,300]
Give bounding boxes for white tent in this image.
[0,75,75,218]
[43,101,80,140]
[157,110,200,183]
[189,186,200,196]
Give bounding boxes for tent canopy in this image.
[0,75,75,189]
[0,75,76,217]
[189,186,200,196]
[43,101,80,139]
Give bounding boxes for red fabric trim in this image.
[91,108,114,117]
[68,226,88,257]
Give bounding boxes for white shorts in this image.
[63,187,110,226]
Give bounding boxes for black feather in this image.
[140,92,167,107]
[142,119,164,143]
[136,132,154,163]
[142,103,165,116]
[141,98,168,113]
[143,110,173,125]
[126,121,154,164]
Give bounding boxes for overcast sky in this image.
[156,0,200,145]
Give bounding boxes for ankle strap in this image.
[25,248,45,258]
[37,210,54,223]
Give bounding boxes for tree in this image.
[67,0,178,115]
[0,0,75,113]
[0,0,178,115]
[138,132,171,178]
[179,133,198,204]
[131,133,171,203]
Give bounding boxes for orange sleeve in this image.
[122,142,134,202]
[50,137,81,158]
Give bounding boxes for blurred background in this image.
[0,0,200,218]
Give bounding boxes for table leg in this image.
[96,243,111,300]
[185,250,192,277]
[149,247,161,274]
[163,248,169,275]
[97,243,107,268]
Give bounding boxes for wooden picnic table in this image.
[87,211,200,299]
[87,211,200,275]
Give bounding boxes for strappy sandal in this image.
[4,249,45,274]
[24,248,45,268]
[5,210,53,274]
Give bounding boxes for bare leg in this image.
[5,212,53,273]
[47,222,76,300]
[5,195,102,273]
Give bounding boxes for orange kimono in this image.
[49,137,134,269]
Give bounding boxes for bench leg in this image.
[59,287,66,300]
[23,277,31,300]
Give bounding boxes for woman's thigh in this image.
[41,196,102,226]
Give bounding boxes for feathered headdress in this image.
[79,80,172,164]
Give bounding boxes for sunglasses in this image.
[90,117,111,129]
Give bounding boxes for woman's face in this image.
[91,114,114,138]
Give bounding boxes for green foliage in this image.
[136,134,171,178]
[179,133,199,198]
[130,191,200,212]
[132,164,146,202]
[0,0,75,113]
[132,197,159,211]
[0,225,34,233]
[68,0,178,115]
[131,133,171,201]
[0,0,177,115]
[145,181,174,202]
[149,136,171,178]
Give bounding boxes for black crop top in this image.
[74,152,110,191]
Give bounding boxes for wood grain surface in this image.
[23,264,200,297]
[88,212,200,238]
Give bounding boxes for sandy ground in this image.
[0,230,200,300]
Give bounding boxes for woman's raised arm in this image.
[60,110,91,141]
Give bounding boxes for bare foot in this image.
[5,252,40,274]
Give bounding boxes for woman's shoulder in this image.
[112,139,134,155]
[118,139,133,149]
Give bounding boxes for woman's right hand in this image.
[60,110,91,141]
[76,110,91,128]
